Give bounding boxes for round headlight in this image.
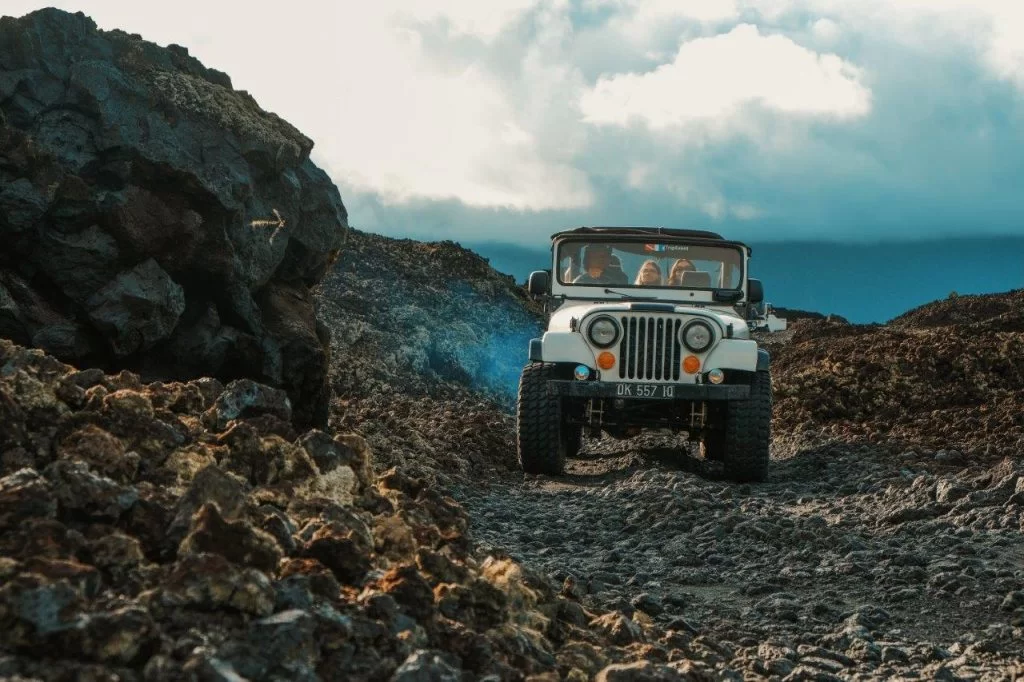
[682,321,714,352]
[587,316,620,348]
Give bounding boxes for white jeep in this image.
[517,226,781,482]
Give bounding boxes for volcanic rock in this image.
[5,8,1024,681]
[0,8,347,428]
[0,468,56,529]
[179,502,283,572]
[320,229,544,487]
[393,650,462,682]
[2,335,678,679]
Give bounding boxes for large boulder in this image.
[0,9,347,428]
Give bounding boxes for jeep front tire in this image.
[702,371,772,482]
[516,362,567,475]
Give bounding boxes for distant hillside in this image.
[770,289,1024,460]
[889,289,1024,331]
[318,230,543,405]
[771,308,848,323]
[314,230,544,484]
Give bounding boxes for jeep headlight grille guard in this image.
[682,320,714,353]
[586,316,620,348]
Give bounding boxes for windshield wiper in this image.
[602,288,667,301]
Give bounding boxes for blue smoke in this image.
[421,281,543,409]
[473,327,542,405]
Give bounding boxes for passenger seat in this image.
[680,271,712,288]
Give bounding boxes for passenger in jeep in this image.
[572,244,614,284]
[667,258,697,286]
[606,255,629,285]
[634,259,664,286]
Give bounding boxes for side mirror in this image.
[747,278,764,304]
[528,270,551,298]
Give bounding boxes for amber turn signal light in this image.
[597,352,616,370]
[682,355,701,374]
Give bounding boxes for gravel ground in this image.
[450,295,1024,679]
[455,436,1024,679]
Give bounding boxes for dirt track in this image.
[455,434,1024,679]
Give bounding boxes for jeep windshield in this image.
[556,239,744,292]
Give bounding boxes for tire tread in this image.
[516,363,566,474]
[721,370,772,482]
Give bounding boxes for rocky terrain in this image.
[457,290,1024,680]
[0,9,346,428]
[0,337,654,681]
[315,230,1024,679]
[773,296,1024,459]
[317,228,543,486]
[771,308,849,324]
[4,252,1024,681]
[459,443,1024,679]
[2,6,1023,681]
[319,229,542,404]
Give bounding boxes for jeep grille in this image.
[618,315,683,381]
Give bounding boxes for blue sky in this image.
[5,1,1024,249]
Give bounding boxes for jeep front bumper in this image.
[546,381,750,400]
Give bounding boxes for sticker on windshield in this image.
[645,243,689,253]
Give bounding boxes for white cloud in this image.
[580,24,871,131]
[5,0,1024,242]
[324,2,592,210]
[875,1,1024,89]
[582,0,737,22]
[730,203,762,220]
[627,163,654,189]
[747,0,1024,90]
[586,0,740,64]
[588,1,1024,94]
[810,17,840,43]
[977,5,1024,89]
[1,0,592,211]
[393,0,543,41]
[617,0,739,32]
[321,23,591,210]
[867,1,1024,89]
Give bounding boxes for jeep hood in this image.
[548,301,749,339]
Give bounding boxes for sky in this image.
[4,0,1024,249]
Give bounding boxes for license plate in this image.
[615,383,675,399]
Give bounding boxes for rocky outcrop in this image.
[769,290,1024,458]
[772,307,849,323]
[319,229,543,405]
[0,9,347,428]
[0,337,676,680]
[888,288,1024,331]
[318,229,544,485]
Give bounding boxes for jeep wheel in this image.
[702,371,771,482]
[516,362,567,475]
[722,371,772,482]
